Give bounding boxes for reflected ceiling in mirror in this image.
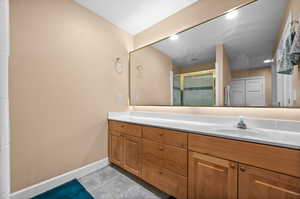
[130,0,300,108]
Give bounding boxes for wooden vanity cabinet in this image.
[188,133,300,199]
[108,120,300,199]
[142,126,188,199]
[239,164,300,199]
[189,151,238,199]
[108,121,142,177]
[123,135,142,177]
[109,131,124,167]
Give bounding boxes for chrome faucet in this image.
[237,116,247,129]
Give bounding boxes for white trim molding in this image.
[10,158,109,199]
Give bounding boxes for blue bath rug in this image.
[32,179,94,199]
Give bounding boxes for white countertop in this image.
[108,112,300,150]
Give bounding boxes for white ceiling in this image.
[152,0,288,71]
[74,0,198,35]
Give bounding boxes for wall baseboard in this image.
[10,158,109,199]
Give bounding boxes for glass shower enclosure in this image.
[173,70,215,106]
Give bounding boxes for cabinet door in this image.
[123,135,141,177]
[188,151,238,199]
[239,164,300,199]
[109,131,124,167]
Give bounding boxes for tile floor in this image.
[79,164,171,199]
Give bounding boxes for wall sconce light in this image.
[115,57,123,74]
[136,65,144,73]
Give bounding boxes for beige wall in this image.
[10,0,132,192]
[131,0,300,121]
[231,67,272,106]
[216,44,232,106]
[173,63,214,74]
[130,46,172,105]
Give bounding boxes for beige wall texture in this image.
[131,0,300,121]
[130,46,172,105]
[10,0,132,192]
[232,67,272,106]
[216,44,232,106]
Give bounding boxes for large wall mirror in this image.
[130,0,300,107]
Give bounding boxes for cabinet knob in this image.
[240,166,246,172]
[159,171,163,175]
[160,133,163,136]
[159,147,164,151]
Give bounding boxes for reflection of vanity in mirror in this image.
[130,0,300,107]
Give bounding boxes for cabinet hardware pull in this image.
[160,133,163,136]
[240,166,246,172]
[159,147,163,151]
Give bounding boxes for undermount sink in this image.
[213,128,269,138]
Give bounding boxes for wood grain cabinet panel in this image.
[188,133,300,178]
[142,126,163,143]
[142,161,187,199]
[109,131,124,167]
[143,126,187,149]
[142,160,161,188]
[188,151,238,199]
[163,129,187,149]
[163,145,188,177]
[158,168,187,199]
[239,164,300,199]
[123,135,142,177]
[109,120,142,137]
[142,139,164,167]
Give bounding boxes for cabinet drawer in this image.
[143,126,187,149]
[143,126,163,143]
[109,120,142,137]
[142,160,161,188]
[163,145,188,177]
[189,133,300,178]
[142,161,188,199]
[163,129,187,149]
[142,139,163,167]
[159,168,187,199]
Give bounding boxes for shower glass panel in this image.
[173,70,215,106]
[183,74,215,106]
[173,75,182,106]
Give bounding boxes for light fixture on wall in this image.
[226,10,238,20]
[264,59,274,63]
[170,34,179,41]
[136,65,144,73]
[115,57,123,74]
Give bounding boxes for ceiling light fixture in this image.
[264,59,274,64]
[170,34,179,41]
[226,10,239,20]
